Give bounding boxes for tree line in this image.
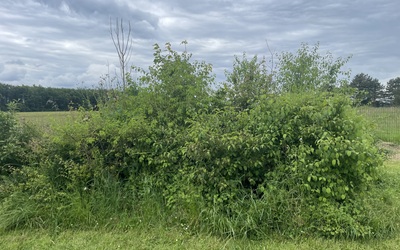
[350,73,400,106]
[1,69,398,113]
[0,83,100,111]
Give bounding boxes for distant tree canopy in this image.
[350,73,383,106]
[386,77,400,106]
[0,83,99,111]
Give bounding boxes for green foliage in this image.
[6,100,22,112]
[224,53,273,110]
[172,92,382,237]
[386,77,400,106]
[350,73,383,106]
[0,111,36,177]
[0,42,393,240]
[275,43,351,93]
[256,93,382,237]
[0,83,99,112]
[129,42,214,126]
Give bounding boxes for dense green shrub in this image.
[0,111,36,177]
[166,92,382,237]
[223,53,273,110]
[0,43,390,239]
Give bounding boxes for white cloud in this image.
[59,1,72,14]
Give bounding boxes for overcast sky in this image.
[0,0,399,88]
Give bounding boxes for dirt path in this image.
[379,142,400,161]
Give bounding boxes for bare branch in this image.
[265,39,275,73]
[110,17,133,90]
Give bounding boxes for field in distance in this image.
[16,107,400,144]
[17,111,79,131]
[357,106,400,144]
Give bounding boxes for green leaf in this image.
[325,187,331,194]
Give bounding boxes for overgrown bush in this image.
[0,43,392,239]
[166,92,382,237]
[0,111,37,181]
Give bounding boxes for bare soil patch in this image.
[379,141,400,161]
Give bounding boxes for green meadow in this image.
[357,106,400,144]
[17,111,79,131]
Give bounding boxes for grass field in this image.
[357,106,400,144]
[16,107,400,143]
[2,107,399,249]
[17,111,79,129]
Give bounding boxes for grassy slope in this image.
[2,108,399,249]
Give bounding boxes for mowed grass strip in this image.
[2,228,400,250]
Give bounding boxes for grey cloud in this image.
[0,65,27,82]
[0,0,399,87]
[6,59,25,65]
[35,0,160,36]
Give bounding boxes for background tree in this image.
[0,83,98,111]
[275,42,351,93]
[224,53,273,111]
[386,77,400,106]
[130,42,214,126]
[110,18,133,90]
[350,73,383,105]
